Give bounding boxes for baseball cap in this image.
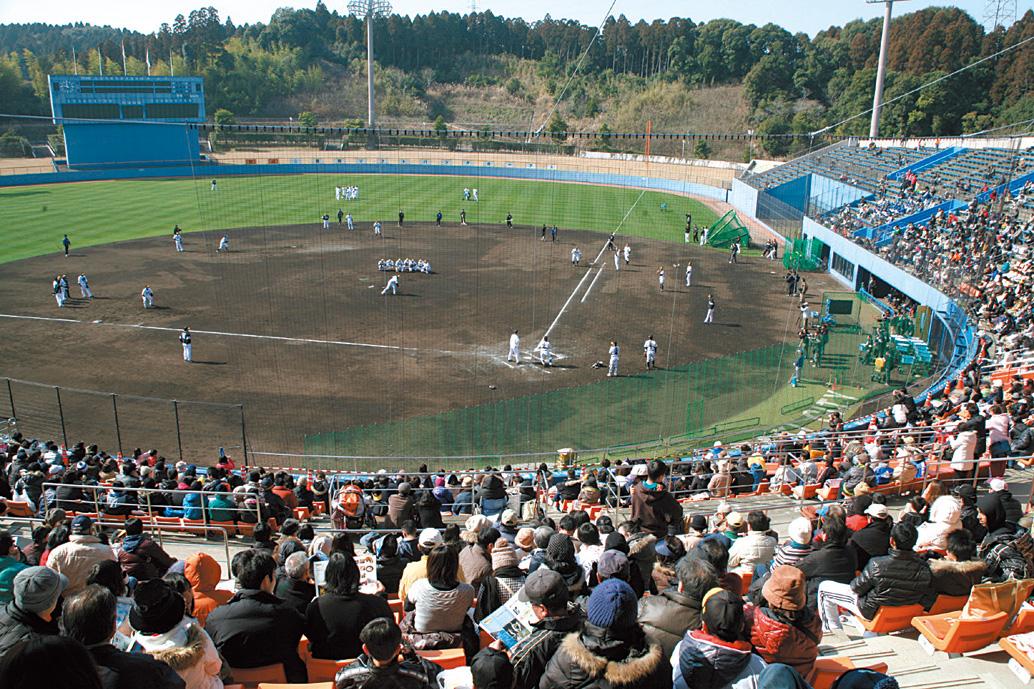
[499,509,518,527]
[596,550,630,579]
[13,566,68,614]
[865,503,889,519]
[518,569,569,608]
[989,478,1008,492]
[418,528,443,547]
[70,514,93,534]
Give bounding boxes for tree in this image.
[693,139,712,159]
[214,108,236,127]
[433,115,447,138]
[547,112,568,141]
[297,111,318,127]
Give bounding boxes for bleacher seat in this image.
[229,664,287,688]
[853,604,926,635]
[257,684,333,689]
[999,635,1034,684]
[912,610,1010,656]
[416,648,466,669]
[807,657,889,689]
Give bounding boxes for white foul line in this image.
[580,265,605,304]
[0,313,452,354]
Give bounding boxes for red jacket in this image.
[746,603,821,676]
[272,486,298,510]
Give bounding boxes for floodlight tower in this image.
[984,0,1017,31]
[348,0,392,131]
[866,0,910,139]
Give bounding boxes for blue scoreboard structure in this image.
[48,75,205,169]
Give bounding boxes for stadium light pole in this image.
[866,0,910,139]
[348,0,391,136]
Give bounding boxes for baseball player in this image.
[538,337,554,367]
[60,275,69,302]
[643,336,658,370]
[180,327,192,363]
[346,213,354,231]
[508,330,521,364]
[460,210,467,226]
[374,221,382,237]
[685,262,693,287]
[77,273,92,299]
[52,276,65,307]
[210,179,217,191]
[623,244,631,265]
[322,214,331,230]
[472,188,479,202]
[607,341,620,377]
[173,226,184,252]
[141,285,154,309]
[436,210,443,227]
[217,236,230,252]
[657,267,665,291]
[463,188,470,201]
[62,234,71,257]
[506,213,513,229]
[571,247,582,265]
[613,251,620,271]
[337,208,344,224]
[398,210,404,227]
[381,274,399,295]
[729,242,740,264]
[704,295,716,323]
[605,233,617,252]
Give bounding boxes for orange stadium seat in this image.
[807,657,889,689]
[928,595,969,615]
[298,637,353,682]
[912,610,1009,656]
[1006,606,1034,636]
[999,635,1034,683]
[3,501,34,517]
[229,664,287,688]
[387,597,404,623]
[417,648,466,669]
[853,604,926,634]
[257,684,333,689]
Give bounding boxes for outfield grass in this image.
[0,174,719,264]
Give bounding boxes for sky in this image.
[0,0,1029,36]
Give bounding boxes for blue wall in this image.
[63,122,201,169]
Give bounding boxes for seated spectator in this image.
[306,551,393,661]
[502,569,583,689]
[818,521,933,632]
[47,515,116,596]
[722,512,744,542]
[397,522,420,564]
[930,529,985,596]
[849,502,892,568]
[451,477,475,515]
[372,534,405,597]
[415,491,444,530]
[728,511,776,574]
[384,483,415,529]
[402,545,475,652]
[630,460,683,537]
[162,572,197,622]
[651,536,686,592]
[205,488,236,524]
[62,584,185,689]
[977,493,1034,581]
[272,475,298,511]
[526,526,554,574]
[543,533,585,596]
[796,515,857,609]
[680,514,709,551]
[293,477,315,510]
[639,555,719,658]
[673,588,766,689]
[128,579,223,689]
[707,461,733,498]
[747,565,821,676]
[0,531,28,604]
[459,526,498,591]
[474,539,525,621]
[915,495,961,553]
[399,529,458,603]
[204,549,306,682]
[772,517,814,567]
[0,566,68,657]
[693,538,740,595]
[0,635,104,689]
[470,641,514,689]
[183,553,232,628]
[575,522,604,582]
[119,519,176,581]
[334,617,441,689]
[21,526,50,567]
[542,578,670,689]
[989,478,1023,524]
[276,552,316,618]
[496,509,520,544]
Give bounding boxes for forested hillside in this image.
[0,4,1031,157]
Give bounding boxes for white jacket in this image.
[915,496,962,552]
[133,618,223,689]
[728,531,777,573]
[950,430,978,470]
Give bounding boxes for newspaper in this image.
[312,551,379,595]
[478,587,538,649]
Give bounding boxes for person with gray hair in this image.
[524,526,555,574]
[275,551,315,618]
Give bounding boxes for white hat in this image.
[788,517,813,545]
[716,501,732,514]
[865,503,889,519]
[713,441,723,448]
[631,464,648,477]
[465,514,491,534]
[989,478,1008,492]
[418,528,443,547]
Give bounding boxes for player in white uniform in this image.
[623,245,631,265]
[174,226,184,252]
[685,262,693,287]
[571,247,581,265]
[507,330,521,364]
[657,267,665,291]
[180,327,192,363]
[538,337,554,367]
[322,214,330,230]
[210,180,217,191]
[643,336,658,370]
[374,221,382,238]
[346,214,354,231]
[704,295,716,323]
[141,285,154,309]
[77,273,92,299]
[613,252,620,271]
[607,341,620,377]
[52,276,65,307]
[218,236,230,252]
[381,274,399,295]
[463,188,470,201]
[472,188,479,202]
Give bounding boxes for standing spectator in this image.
[630,460,683,537]
[987,404,1012,478]
[672,588,766,689]
[639,556,719,658]
[118,519,176,581]
[183,553,232,628]
[204,549,306,682]
[0,531,27,604]
[334,618,441,689]
[128,579,223,689]
[305,552,393,661]
[728,511,777,574]
[62,585,185,689]
[47,515,116,596]
[747,565,821,676]
[0,566,68,657]
[541,578,670,689]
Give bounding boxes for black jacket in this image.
[508,607,583,689]
[995,490,1024,525]
[929,559,986,597]
[796,544,858,609]
[539,624,669,689]
[90,642,186,689]
[849,519,891,569]
[851,549,935,619]
[204,588,307,683]
[377,555,406,597]
[335,651,441,689]
[638,588,703,659]
[0,601,60,658]
[275,576,317,618]
[305,591,394,661]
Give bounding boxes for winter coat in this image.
[305,591,394,661]
[851,549,935,620]
[334,651,441,689]
[90,642,186,689]
[746,605,821,676]
[994,490,1024,525]
[638,588,703,658]
[276,577,317,618]
[796,544,857,609]
[377,555,405,597]
[627,533,658,595]
[183,553,233,627]
[707,472,732,498]
[458,544,492,591]
[0,556,28,605]
[118,534,176,581]
[509,607,583,689]
[929,559,986,597]
[0,601,60,658]
[915,496,962,552]
[673,630,766,689]
[728,532,777,573]
[849,519,891,569]
[950,430,978,471]
[384,494,415,530]
[133,619,223,689]
[46,534,116,595]
[204,588,306,683]
[629,485,683,538]
[206,495,236,523]
[980,528,1034,582]
[540,624,670,689]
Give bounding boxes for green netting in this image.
[706,210,750,249]
[782,237,824,271]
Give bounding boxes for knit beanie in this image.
[491,538,520,571]
[604,531,629,555]
[788,517,813,545]
[586,578,637,629]
[546,533,576,563]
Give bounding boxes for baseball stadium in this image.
[0,2,1033,688]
